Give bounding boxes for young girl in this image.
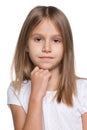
[7,6,87,130]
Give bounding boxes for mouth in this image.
[39,56,54,60]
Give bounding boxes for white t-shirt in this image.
[7,79,87,130]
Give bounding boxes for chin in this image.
[34,62,59,70]
[37,65,54,71]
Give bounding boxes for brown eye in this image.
[34,37,42,42]
[53,37,62,43]
[54,39,61,43]
[54,39,59,42]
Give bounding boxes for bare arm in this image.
[10,105,26,130]
[10,67,51,130]
[82,112,87,130]
[23,96,43,130]
[10,98,43,130]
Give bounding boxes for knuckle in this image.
[34,72,38,76]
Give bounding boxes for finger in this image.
[31,66,39,75]
[34,69,44,77]
[38,69,44,73]
[43,70,51,78]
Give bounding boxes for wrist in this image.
[30,94,43,103]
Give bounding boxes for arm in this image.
[10,67,51,130]
[10,98,43,130]
[82,112,87,130]
[23,67,51,130]
[10,105,26,130]
[23,96,43,130]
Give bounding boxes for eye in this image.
[53,38,62,43]
[34,37,42,42]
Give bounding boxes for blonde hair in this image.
[11,6,76,106]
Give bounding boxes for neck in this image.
[47,67,60,91]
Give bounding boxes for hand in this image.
[30,66,51,101]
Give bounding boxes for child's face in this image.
[27,18,63,71]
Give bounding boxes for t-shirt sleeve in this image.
[7,85,21,106]
[78,80,87,114]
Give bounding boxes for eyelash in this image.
[53,39,61,43]
[33,37,61,43]
[34,37,42,42]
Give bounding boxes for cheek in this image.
[55,45,64,57]
[28,45,39,60]
[28,42,41,52]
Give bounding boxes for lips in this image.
[39,56,54,59]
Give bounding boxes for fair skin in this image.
[10,18,87,130]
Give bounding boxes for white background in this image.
[0,0,87,129]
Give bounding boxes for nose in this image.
[42,41,51,53]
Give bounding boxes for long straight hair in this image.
[11,6,76,106]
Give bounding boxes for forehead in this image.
[31,18,61,35]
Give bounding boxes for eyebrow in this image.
[30,33,62,38]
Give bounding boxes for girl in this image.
[7,6,87,130]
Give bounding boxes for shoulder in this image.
[7,80,31,96]
[76,78,87,114]
[76,78,87,95]
[7,80,31,113]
